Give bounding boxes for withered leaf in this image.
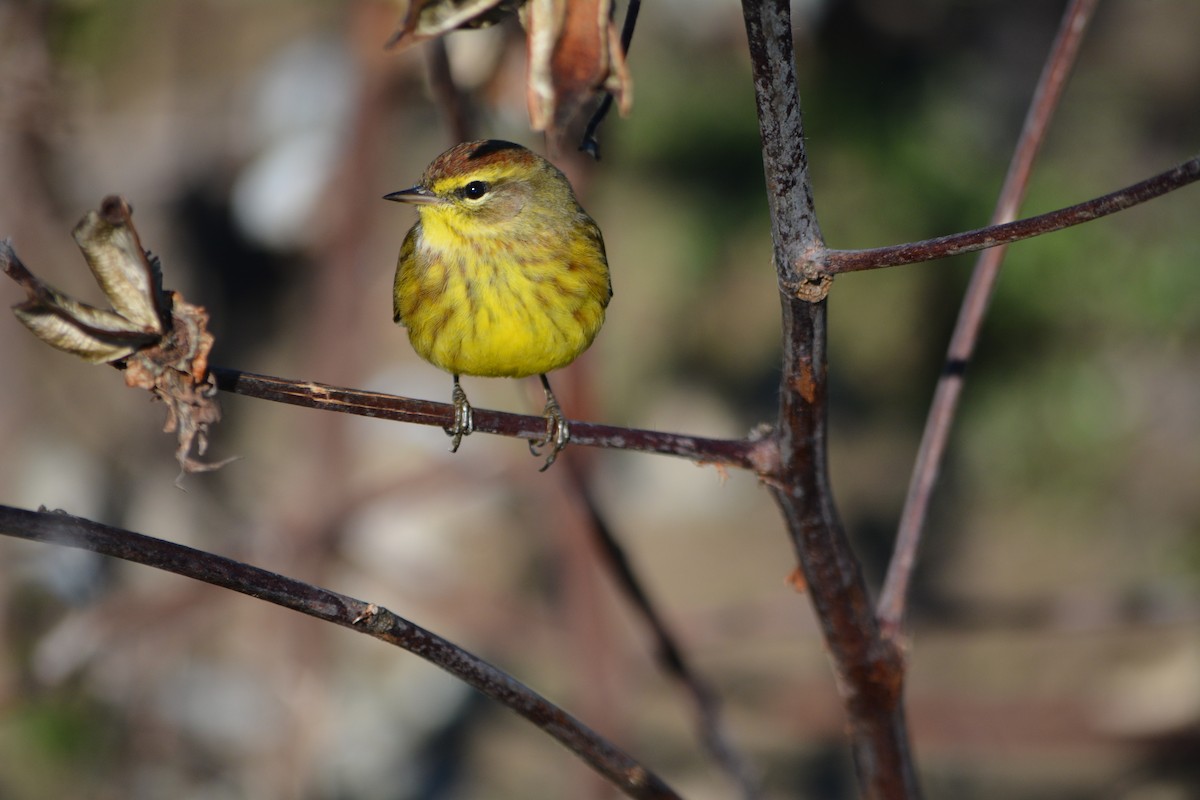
[386,0,631,138]
[386,0,524,49]
[525,0,630,135]
[6,247,159,363]
[4,196,228,476]
[73,196,169,335]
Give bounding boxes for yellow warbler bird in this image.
[386,140,611,470]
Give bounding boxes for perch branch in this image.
[0,504,682,800]
[211,367,778,474]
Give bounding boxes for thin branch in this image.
[211,367,778,474]
[0,504,682,800]
[823,155,1200,273]
[425,37,474,143]
[561,458,764,799]
[580,0,641,158]
[741,1,918,798]
[878,0,1100,637]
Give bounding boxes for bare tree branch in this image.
[425,36,474,143]
[823,155,1200,274]
[0,504,683,800]
[878,0,1101,639]
[211,367,779,473]
[740,1,919,797]
[561,458,764,799]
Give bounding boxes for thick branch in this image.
[211,367,777,474]
[741,1,918,797]
[0,504,681,800]
[824,155,1200,273]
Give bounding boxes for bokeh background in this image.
[1,1,1199,797]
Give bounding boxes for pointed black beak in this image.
[383,185,441,205]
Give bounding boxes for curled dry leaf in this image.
[3,196,230,475]
[385,0,521,48]
[387,0,631,138]
[525,0,630,135]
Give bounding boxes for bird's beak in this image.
[383,185,441,205]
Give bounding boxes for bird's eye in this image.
[461,180,490,200]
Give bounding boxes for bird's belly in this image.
[403,258,605,378]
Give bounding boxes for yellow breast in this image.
[394,215,610,378]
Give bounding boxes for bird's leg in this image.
[447,375,474,452]
[529,373,570,471]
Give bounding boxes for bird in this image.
[386,139,611,470]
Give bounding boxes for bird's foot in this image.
[446,381,474,452]
[529,393,569,471]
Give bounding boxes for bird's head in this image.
[384,140,576,238]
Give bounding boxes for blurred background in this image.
[1,0,1198,797]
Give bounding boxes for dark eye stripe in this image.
[460,180,490,200]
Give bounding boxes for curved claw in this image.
[446,378,474,453]
[529,381,570,471]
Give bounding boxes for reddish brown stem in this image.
[561,458,763,799]
[741,1,918,797]
[210,367,778,474]
[824,155,1200,274]
[877,0,1102,638]
[0,504,682,800]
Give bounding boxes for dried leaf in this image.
[3,197,229,475]
[386,0,631,137]
[524,0,630,135]
[386,0,523,49]
[524,0,563,131]
[120,292,230,476]
[72,196,168,334]
[11,307,144,364]
[603,17,632,115]
[5,241,156,363]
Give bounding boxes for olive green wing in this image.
[392,225,419,327]
[582,216,613,307]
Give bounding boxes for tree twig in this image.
[740,1,918,797]
[561,458,764,799]
[210,367,779,474]
[580,0,641,158]
[823,154,1200,274]
[0,504,682,800]
[425,36,474,143]
[877,0,1101,638]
